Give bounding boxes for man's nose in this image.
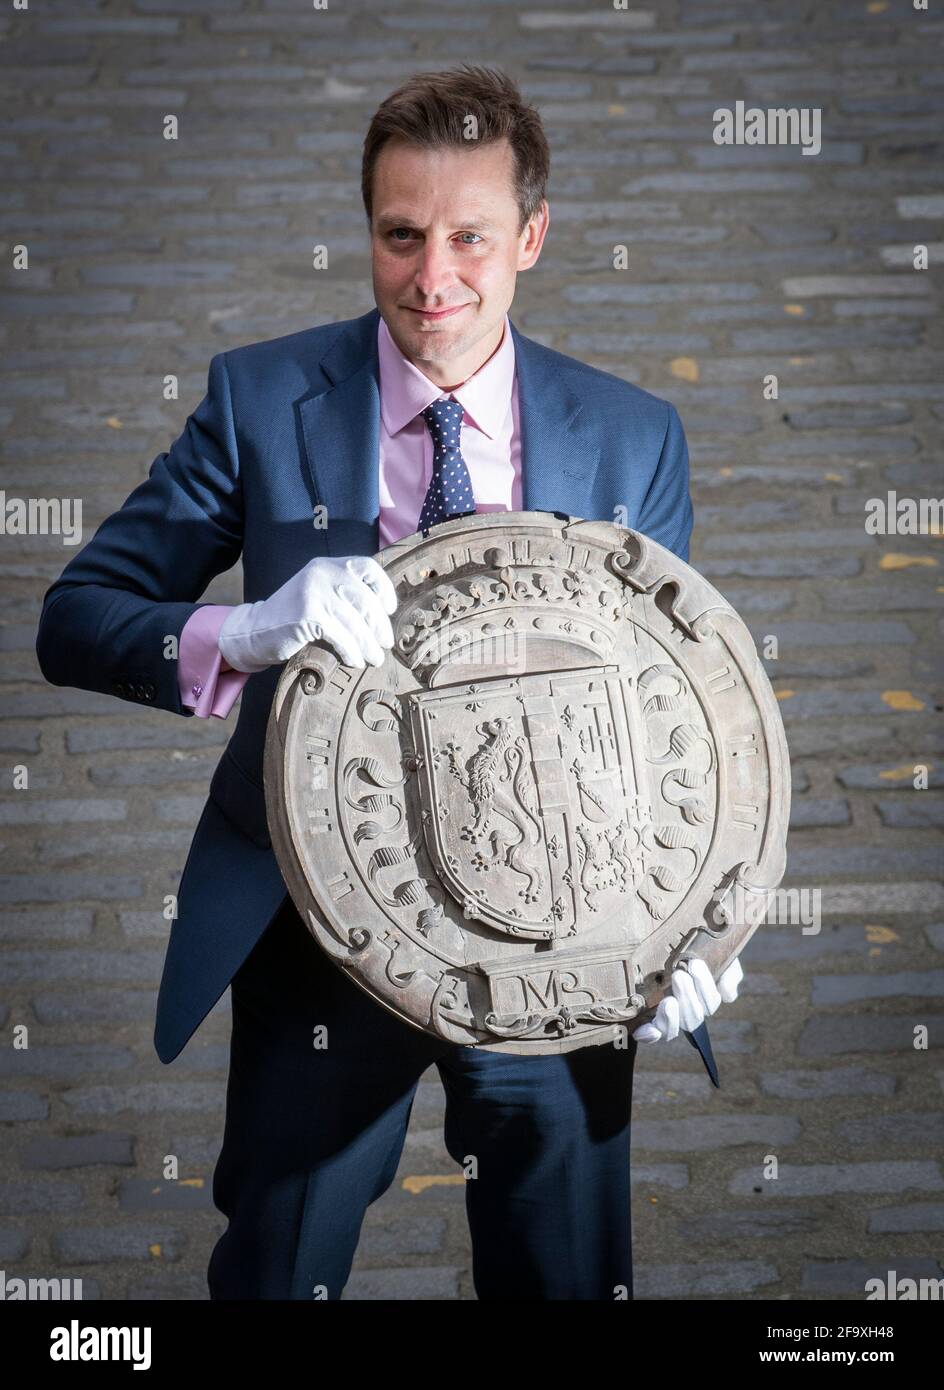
[413,238,456,298]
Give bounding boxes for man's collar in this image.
[377,312,515,440]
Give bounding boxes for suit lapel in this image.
[298,306,603,557]
[299,308,383,557]
[509,319,601,519]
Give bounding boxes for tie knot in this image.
[421,398,464,446]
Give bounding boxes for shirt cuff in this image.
[178,605,248,719]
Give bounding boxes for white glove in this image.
[634,957,743,1044]
[218,555,397,674]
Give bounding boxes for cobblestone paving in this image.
[1,0,942,1301]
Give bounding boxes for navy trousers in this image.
[207,895,638,1301]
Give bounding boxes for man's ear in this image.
[518,200,550,270]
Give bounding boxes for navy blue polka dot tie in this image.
[417,397,476,533]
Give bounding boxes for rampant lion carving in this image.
[445,716,546,905]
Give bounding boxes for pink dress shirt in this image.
[178,313,522,718]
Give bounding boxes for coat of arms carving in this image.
[264,513,790,1054]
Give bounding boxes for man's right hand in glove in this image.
[218,555,398,674]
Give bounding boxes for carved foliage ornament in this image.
[264,513,790,1055]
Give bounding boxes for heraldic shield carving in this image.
[264,513,790,1055]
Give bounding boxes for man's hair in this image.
[361,64,550,235]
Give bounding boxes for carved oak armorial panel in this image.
[264,512,790,1055]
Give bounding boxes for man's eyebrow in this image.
[375,214,495,231]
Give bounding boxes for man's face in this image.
[369,136,548,386]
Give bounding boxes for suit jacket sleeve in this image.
[636,402,694,565]
[35,351,244,719]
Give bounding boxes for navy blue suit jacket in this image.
[35,305,718,1084]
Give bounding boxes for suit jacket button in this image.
[113,681,126,697]
[144,683,155,699]
[134,683,146,699]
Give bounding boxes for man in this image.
[35,65,740,1301]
